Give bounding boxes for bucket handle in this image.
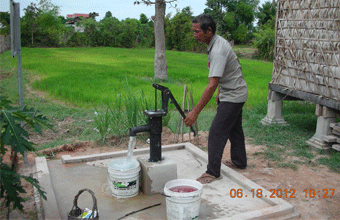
[161,193,171,197]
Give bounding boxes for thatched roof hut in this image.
[262,0,340,151]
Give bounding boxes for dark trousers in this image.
[206,101,247,178]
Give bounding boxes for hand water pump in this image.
[129,84,196,162]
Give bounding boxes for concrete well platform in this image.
[35,143,298,220]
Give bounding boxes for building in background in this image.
[66,14,90,32]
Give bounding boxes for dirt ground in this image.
[2,119,340,220]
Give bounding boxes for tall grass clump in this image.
[93,85,171,143]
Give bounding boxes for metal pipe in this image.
[129,124,150,137]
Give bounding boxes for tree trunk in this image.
[154,0,167,80]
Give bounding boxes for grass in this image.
[1,47,271,109]
[1,47,339,173]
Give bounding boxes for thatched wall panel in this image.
[271,0,340,105]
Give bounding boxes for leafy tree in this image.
[164,13,173,49]
[99,16,121,47]
[66,31,87,47]
[21,3,40,46]
[58,15,66,24]
[80,18,100,46]
[89,12,99,21]
[204,0,225,32]
[256,1,276,27]
[21,0,66,47]
[0,12,10,35]
[104,11,113,19]
[253,15,276,60]
[0,95,52,219]
[204,0,259,43]
[223,12,236,31]
[38,0,58,15]
[36,10,66,46]
[235,1,254,29]
[181,6,193,17]
[134,0,178,80]
[140,13,149,24]
[168,8,192,51]
[118,18,140,48]
[139,22,154,47]
[233,23,248,43]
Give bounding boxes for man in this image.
[184,14,248,184]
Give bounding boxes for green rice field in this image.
[1,47,273,109]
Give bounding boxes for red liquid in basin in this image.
[169,185,198,193]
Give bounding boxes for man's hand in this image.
[184,111,199,127]
[184,77,219,127]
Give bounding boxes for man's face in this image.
[192,23,212,45]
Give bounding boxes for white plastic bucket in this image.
[164,179,203,220]
[107,158,141,198]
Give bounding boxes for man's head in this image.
[192,14,216,45]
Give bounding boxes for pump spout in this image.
[129,124,150,137]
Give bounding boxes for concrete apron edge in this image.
[184,142,295,220]
[61,144,186,164]
[34,157,62,220]
[35,142,295,220]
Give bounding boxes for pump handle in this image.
[153,84,196,136]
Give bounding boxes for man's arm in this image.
[184,77,220,127]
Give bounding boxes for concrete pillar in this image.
[137,156,177,195]
[261,91,288,125]
[306,104,337,150]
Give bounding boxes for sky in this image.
[1,0,267,21]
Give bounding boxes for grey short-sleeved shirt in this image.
[208,34,248,103]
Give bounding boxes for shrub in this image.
[253,17,276,60]
[67,32,87,47]
[0,95,52,218]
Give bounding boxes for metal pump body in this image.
[129,84,196,162]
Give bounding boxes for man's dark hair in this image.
[192,14,216,34]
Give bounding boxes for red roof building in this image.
[66,13,89,18]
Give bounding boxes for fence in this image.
[0,35,11,53]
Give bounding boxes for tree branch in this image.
[134,0,178,6]
[134,0,155,6]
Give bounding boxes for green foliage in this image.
[253,17,276,60]
[93,84,173,142]
[235,1,255,28]
[140,13,149,24]
[82,18,101,46]
[204,0,259,43]
[233,23,248,43]
[21,0,66,47]
[138,23,154,48]
[66,31,87,47]
[99,17,121,47]
[168,10,192,51]
[224,12,236,31]
[18,3,264,51]
[0,12,10,35]
[165,7,206,52]
[256,1,277,27]
[104,11,113,19]
[0,95,52,217]
[118,18,140,48]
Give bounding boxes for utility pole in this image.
[10,0,26,163]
